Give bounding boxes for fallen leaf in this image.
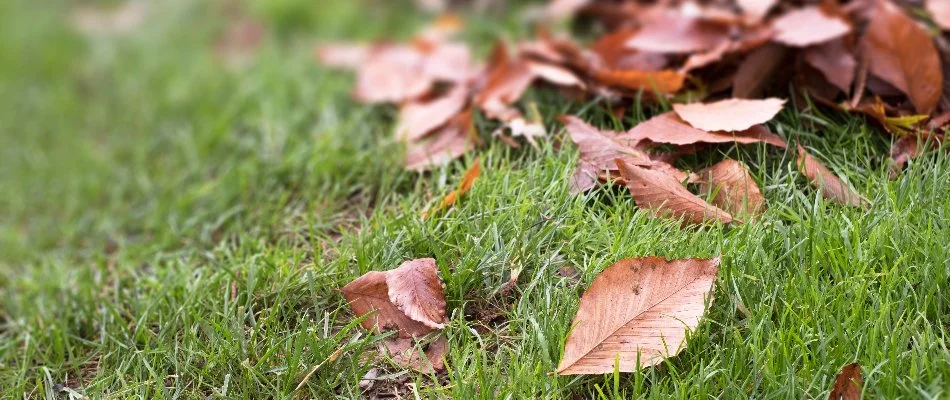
[626,112,787,147]
[557,256,720,374]
[804,39,857,93]
[593,69,685,95]
[316,42,372,69]
[697,159,766,216]
[395,85,470,142]
[354,45,432,104]
[341,258,447,337]
[679,27,775,73]
[771,6,851,48]
[927,0,950,31]
[528,61,585,88]
[888,133,944,176]
[475,56,536,119]
[381,334,448,373]
[424,157,481,218]
[733,43,790,98]
[862,0,943,114]
[406,110,476,171]
[736,0,778,21]
[626,12,730,54]
[828,362,862,400]
[796,145,865,206]
[672,98,786,132]
[616,159,734,224]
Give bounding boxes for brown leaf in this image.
[406,110,476,171]
[771,6,851,48]
[828,362,862,400]
[888,133,944,176]
[679,27,775,73]
[557,257,720,374]
[342,258,446,337]
[593,69,685,95]
[616,159,734,224]
[862,0,943,114]
[736,0,778,21]
[625,12,731,54]
[528,61,586,88]
[673,98,786,132]
[733,43,790,99]
[424,157,481,218]
[796,145,865,206]
[697,159,766,216]
[381,334,448,373]
[560,116,660,193]
[354,45,433,104]
[804,39,857,94]
[475,57,535,119]
[927,0,950,31]
[395,85,470,142]
[626,112,787,147]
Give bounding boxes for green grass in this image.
[2,0,949,398]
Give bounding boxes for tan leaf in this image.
[560,116,652,193]
[342,258,446,337]
[381,334,448,373]
[862,0,943,114]
[697,159,766,216]
[424,157,481,218]
[796,145,865,207]
[316,42,372,70]
[616,159,733,224]
[736,0,778,21]
[828,362,862,400]
[771,6,850,48]
[803,39,856,93]
[927,0,950,31]
[557,257,720,375]
[405,110,476,171]
[527,61,585,88]
[354,45,432,104]
[395,85,470,142]
[626,112,787,147]
[593,69,685,94]
[625,12,730,54]
[673,98,786,132]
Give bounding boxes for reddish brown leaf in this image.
[927,0,950,31]
[476,59,535,119]
[626,112,787,147]
[557,257,720,374]
[828,363,862,400]
[353,45,432,104]
[888,133,944,176]
[625,12,730,54]
[804,39,857,93]
[591,28,668,71]
[395,85,470,142]
[679,27,775,73]
[733,43,791,98]
[405,110,476,171]
[862,0,943,114]
[736,0,778,21]
[381,334,448,373]
[616,159,733,224]
[560,116,656,193]
[771,6,850,48]
[673,98,786,132]
[697,159,766,216]
[796,145,865,206]
[424,157,481,218]
[527,61,585,88]
[342,258,446,338]
[593,69,685,94]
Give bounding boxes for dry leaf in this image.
[796,145,865,206]
[342,258,447,337]
[616,159,733,224]
[927,0,950,31]
[737,0,778,21]
[594,69,685,94]
[406,110,476,171]
[771,6,850,48]
[888,134,944,176]
[424,157,481,218]
[673,98,786,132]
[804,39,857,93]
[862,0,943,114]
[733,43,790,98]
[828,362,862,400]
[316,43,372,69]
[626,12,730,54]
[528,61,585,88]
[697,159,766,216]
[353,45,433,104]
[557,256,720,374]
[381,334,448,373]
[626,112,787,147]
[395,85,470,142]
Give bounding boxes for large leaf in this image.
[771,6,850,48]
[626,112,787,147]
[395,85,470,142]
[862,0,943,114]
[672,98,786,132]
[616,159,733,224]
[557,257,720,375]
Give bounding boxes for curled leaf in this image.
[424,157,481,218]
[405,110,476,171]
[616,159,733,224]
[828,362,862,400]
[395,85,470,142]
[796,145,865,207]
[557,257,720,375]
[342,258,447,337]
[697,159,766,216]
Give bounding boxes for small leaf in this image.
[672,98,786,132]
[395,84,470,142]
[594,69,685,94]
[828,362,862,400]
[405,110,476,171]
[557,257,720,375]
[627,112,787,147]
[771,6,850,48]
[381,333,448,373]
[796,145,865,207]
[697,159,766,216]
[424,157,481,218]
[616,159,733,224]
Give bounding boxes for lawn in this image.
[1,0,949,398]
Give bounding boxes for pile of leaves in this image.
[317,0,949,396]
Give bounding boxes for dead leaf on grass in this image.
[342,258,447,337]
[626,112,787,147]
[672,98,786,132]
[771,6,851,48]
[796,145,865,207]
[557,256,720,374]
[828,362,863,400]
[697,159,766,216]
[424,157,481,218]
[616,159,734,224]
